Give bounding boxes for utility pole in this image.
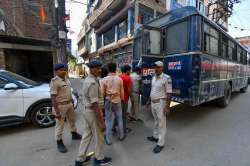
[49,0,67,64]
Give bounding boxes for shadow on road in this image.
[0,123,44,136]
[166,92,242,129]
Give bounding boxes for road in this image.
[0,85,250,166]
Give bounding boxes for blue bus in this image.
[133,6,249,107]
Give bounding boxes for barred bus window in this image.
[230,41,237,61]
[166,20,188,54]
[162,29,166,53]
[237,46,242,63]
[244,50,247,64]
[221,35,228,58]
[203,22,219,56]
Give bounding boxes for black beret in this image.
[87,60,102,68]
[54,63,67,71]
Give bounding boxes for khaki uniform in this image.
[77,74,104,162]
[50,76,76,141]
[150,73,172,146]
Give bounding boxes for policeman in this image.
[75,60,112,166]
[147,61,172,154]
[50,63,82,153]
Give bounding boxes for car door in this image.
[0,77,24,117]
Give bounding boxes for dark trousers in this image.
[121,101,128,133]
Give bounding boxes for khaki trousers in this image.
[54,103,77,140]
[151,99,167,146]
[77,110,104,161]
[131,93,140,119]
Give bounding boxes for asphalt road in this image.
[0,85,250,166]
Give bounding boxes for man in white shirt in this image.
[147,61,172,154]
[130,66,142,122]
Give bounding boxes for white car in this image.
[0,70,78,128]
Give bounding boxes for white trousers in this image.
[151,99,167,146]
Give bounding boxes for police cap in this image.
[54,63,67,71]
[87,60,102,68]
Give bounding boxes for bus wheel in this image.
[240,83,248,93]
[217,84,232,107]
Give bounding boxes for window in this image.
[0,78,8,89]
[139,4,154,24]
[228,40,236,60]
[103,27,115,46]
[97,34,102,49]
[221,34,228,58]
[237,46,242,62]
[243,50,247,64]
[156,11,163,17]
[89,37,92,47]
[161,29,166,53]
[78,38,85,51]
[118,19,128,40]
[166,20,188,54]
[204,22,219,56]
[142,29,161,55]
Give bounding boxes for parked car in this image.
[0,70,78,128]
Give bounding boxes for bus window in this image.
[166,20,188,54]
[143,29,161,55]
[237,46,242,63]
[162,29,166,53]
[228,40,236,60]
[203,22,219,56]
[221,34,228,58]
[243,50,247,64]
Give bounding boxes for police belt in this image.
[151,98,166,103]
[58,100,71,105]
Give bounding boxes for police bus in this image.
[133,6,249,107]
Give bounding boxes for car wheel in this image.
[30,102,55,128]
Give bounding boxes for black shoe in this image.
[153,145,164,154]
[125,128,132,133]
[119,135,126,142]
[57,140,68,153]
[72,132,82,140]
[75,156,91,166]
[147,136,158,143]
[94,157,112,165]
[136,119,144,123]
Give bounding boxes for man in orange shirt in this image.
[101,62,125,145]
[120,65,132,134]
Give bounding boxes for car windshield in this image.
[0,71,40,87]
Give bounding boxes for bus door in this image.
[139,26,163,104]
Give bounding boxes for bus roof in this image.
[145,6,247,51]
[146,6,199,28]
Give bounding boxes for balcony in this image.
[88,0,126,27]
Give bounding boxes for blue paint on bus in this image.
[133,6,249,106]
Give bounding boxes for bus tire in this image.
[217,83,231,107]
[240,84,248,93]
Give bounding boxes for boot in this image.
[57,140,68,153]
[72,132,82,140]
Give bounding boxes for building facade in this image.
[77,0,228,67]
[78,0,166,67]
[236,36,250,52]
[0,0,54,82]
